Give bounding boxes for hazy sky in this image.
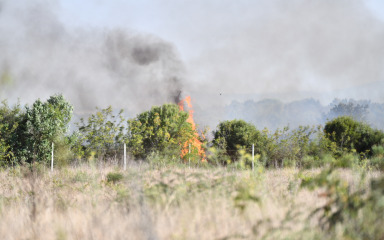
[58,0,384,60]
[1,0,384,112]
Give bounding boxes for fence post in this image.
[252,144,254,171]
[124,143,127,171]
[51,142,54,172]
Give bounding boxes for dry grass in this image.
[0,164,379,240]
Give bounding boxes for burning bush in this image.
[127,103,195,160]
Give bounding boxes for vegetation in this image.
[74,106,126,161]
[0,95,73,165]
[127,104,195,160]
[0,164,382,239]
[0,95,383,170]
[324,116,384,156]
[23,95,73,164]
[0,94,384,239]
[212,119,266,164]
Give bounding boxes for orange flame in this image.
[178,96,206,162]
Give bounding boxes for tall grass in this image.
[0,164,381,239]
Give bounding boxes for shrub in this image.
[370,141,384,170]
[332,153,359,168]
[212,120,266,163]
[106,172,124,184]
[127,104,195,160]
[75,106,126,161]
[263,126,319,168]
[22,95,73,164]
[324,116,384,155]
[207,147,231,166]
[300,156,317,169]
[0,95,73,166]
[0,101,23,165]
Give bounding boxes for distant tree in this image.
[324,116,384,155]
[212,119,266,163]
[327,100,369,122]
[127,104,194,160]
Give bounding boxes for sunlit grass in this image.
[0,164,381,239]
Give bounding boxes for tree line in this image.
[1,94,383,170]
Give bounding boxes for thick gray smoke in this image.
[0,0,184,113]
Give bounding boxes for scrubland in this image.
[0,163,381,240]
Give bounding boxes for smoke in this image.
[177,0,384,106]
[0,0,184,113]
[1,0,384,120]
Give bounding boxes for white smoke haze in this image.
[182,0,384,106]
[1,0,384,122]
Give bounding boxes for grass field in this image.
[0,163,381,240]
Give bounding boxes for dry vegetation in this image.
[0,163,381,240]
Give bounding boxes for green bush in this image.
[75,106,126,161]
[212,119,266,163]
[300,156,317,169]
[324,116,384,156]
[0,101,23,165]
[332,153,359,168]
[0,95,73,166]
[106,172,124,184]
[369,142,384,170]
[207,147,231,166]
[127,104,195,161]
[262,126,319,168]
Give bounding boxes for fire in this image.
[178,96,206,162]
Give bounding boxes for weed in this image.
[106,171,124,184]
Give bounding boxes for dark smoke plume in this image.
[0,1,184,113]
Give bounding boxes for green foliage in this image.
[206,147,231,166]
[324,116,384,156]
[212,119,266,163]
[53,136,75,168]
[369,140,384,170]
[263,126,319,168]
[0,101,23,166]
[301,168,384,239]
[23,95,73,164]
[229,149,261,170]
[106,172,124,184]
[75,106,126,161]
[127,104,194,160]
[0,95,73,166]
[332,153,359,168]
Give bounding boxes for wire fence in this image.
[51,143,259,171]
